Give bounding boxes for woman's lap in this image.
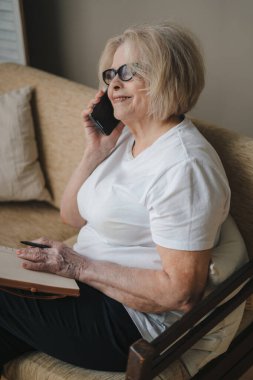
[0,282,141,371]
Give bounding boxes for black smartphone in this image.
[89,91,120,136]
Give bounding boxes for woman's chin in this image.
[114,111,129,122]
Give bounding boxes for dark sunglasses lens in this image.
[119,65,133,81]
[103,69,115,84]
[102,64,135,84]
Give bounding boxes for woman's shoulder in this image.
[147,118,229,191]
[165,117,223,167]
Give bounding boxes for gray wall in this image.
[23,0,253,137]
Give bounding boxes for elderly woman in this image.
[0,22,230,372]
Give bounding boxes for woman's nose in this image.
[112,83,121,90]
[110,75,123,90]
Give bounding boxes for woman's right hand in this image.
[82,90,125,161]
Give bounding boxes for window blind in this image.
[0,0,27,64]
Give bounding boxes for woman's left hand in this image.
[16,237,86,280]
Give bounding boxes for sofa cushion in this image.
[0,87,51,202]
[0,201,77,248]
[3,351,189,380]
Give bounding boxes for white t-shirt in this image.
[74,117,231,341]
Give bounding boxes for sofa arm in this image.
[125,260,253,380]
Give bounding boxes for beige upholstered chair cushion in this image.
[3,352,189,380]
[0,87,51,202]
[193,118,253,258]
[193,118,253,312]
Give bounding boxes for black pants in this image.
[0,282,141,372]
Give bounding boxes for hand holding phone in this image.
[89,91,120,136]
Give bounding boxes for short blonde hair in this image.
[98,22,205,121]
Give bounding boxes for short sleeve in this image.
[145,158,230,250]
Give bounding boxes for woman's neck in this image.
[128,115,182,157]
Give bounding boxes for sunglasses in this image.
[102,63,138,85]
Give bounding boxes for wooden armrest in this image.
[126,260,253,380]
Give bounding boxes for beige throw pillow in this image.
[0,87,51,201]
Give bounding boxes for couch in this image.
[0,63,253,380]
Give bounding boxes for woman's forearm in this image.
[17,239,208,314]
[78,259,194,313]
[60,151,102,228]
[86,280,165,313]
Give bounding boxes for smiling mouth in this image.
[113,96,131,103]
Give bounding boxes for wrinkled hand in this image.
[83,90,125,159]
[16,237,86,280]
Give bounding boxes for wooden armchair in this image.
[126,119,253,380]
[2,115,253,380]
[126,259,253,380]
